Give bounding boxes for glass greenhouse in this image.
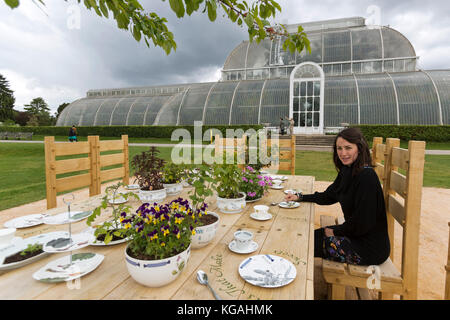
[56,17,450,134]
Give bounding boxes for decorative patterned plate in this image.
[43,211,93,225]
[32,252,104,283]
[43,232,95,253]
[238,254,297,288]
[0,231,68,271]
[278,201,300,209]
[4,214,48,229]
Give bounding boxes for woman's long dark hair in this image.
[333,127,372,176]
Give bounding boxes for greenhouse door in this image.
[290,63,324,135]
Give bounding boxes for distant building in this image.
[57,17,450,134]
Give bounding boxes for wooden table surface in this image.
[0,175,315,300]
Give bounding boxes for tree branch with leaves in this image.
[3,0,310,55]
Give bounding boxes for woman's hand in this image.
[324,227,334,237]
[284,193,299,202]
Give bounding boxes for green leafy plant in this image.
[162,162,184,184]
[184,164,215,217]
[131,146,165,191]
[20,243,43,256]
[120,198,205,260]
[212,163,243,199]
[87,182,139,244]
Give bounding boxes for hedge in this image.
[2,124,450,142]
[351,125,450,142]
[0,125,264,139]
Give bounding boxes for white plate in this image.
[4,214,47,229]
[270,185,284,190]
[250,212,272,221]
[238,254,297,288]
[43,211,93,225]
[32,252,104,283]
[284,189,302,195]
[0,231,68,270]
[82,227,129,246]
[228,240,258,254]
[43,232,95,253]
[125,184,140,190]
[278,201,300,209]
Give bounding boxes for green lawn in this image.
[1,142,449,211]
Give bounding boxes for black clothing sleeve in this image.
[301,174,340,205]
[332,169,378,237]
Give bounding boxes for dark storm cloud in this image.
[0,0,449,113]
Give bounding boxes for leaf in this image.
[169,0,185,18]
[206,1,216,22]
[4,0,19,9]
[133,25,141,41]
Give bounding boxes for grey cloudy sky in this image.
[0,0,449,115]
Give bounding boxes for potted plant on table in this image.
[185,165,220,249]
[131,147,167,203]
[119,197,204,287]
[239,166,273,202]
[162,162,184,196]
[86,182,138,245]
[212,163,246,214]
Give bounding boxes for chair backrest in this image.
[445,222,450,300]
[45,135,129,209]
[383,138,426,299]
[265,135,296,175]
[214,134,247,165]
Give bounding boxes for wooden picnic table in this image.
[0,175,315,300]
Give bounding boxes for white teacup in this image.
[0,228,16,246]
[234,230,253,250]
[254,205,269,217]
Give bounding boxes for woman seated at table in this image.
[285,128,390,266]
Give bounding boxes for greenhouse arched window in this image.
[290,62,324,134]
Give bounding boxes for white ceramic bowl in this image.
[0,228,16,246]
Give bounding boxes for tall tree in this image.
[24,97,54,126]
[0,73,15,122]
[55,102,70,119]
[3,0,310,55]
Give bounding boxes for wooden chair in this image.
[214,134,247,166]
[264,135,296,175]
[321,138,426,300]
[445,222,450,300]
[45,135,129,209]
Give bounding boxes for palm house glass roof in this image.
[57,17,450,129]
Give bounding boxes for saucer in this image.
[270,185,284,190]
[228,240,258,254]
[279,201,300,209]
[250,212,272,221]
[284,189,302,195]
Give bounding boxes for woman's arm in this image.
[285,174,340,205]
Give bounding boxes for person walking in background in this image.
[279,117,286,135]
[68,125,78,142]
[288,117,294,135]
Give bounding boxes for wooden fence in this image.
[44,135,129,209]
